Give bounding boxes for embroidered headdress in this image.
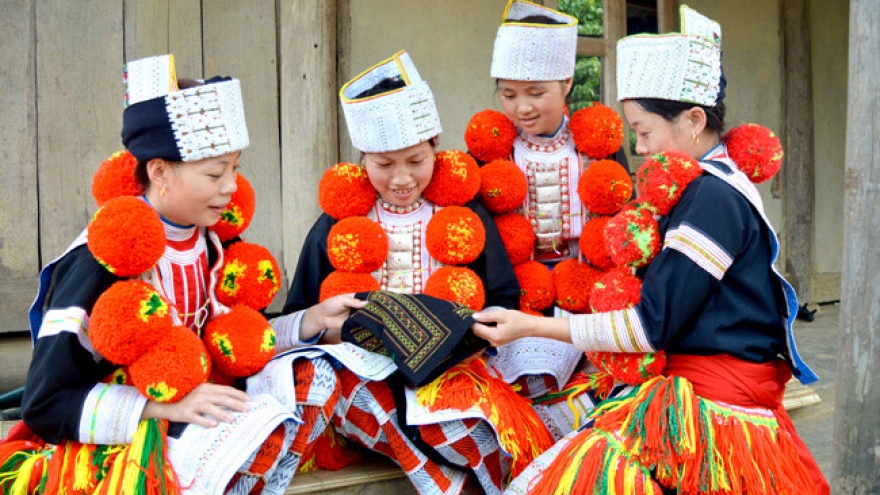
[490,0,578,81]
[340,51,442,153]
[121,54,249,162]
[617,5,722,106]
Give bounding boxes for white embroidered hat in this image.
[490,0,578,81]
[617,5,723,106]
[340,51,442,153]
[121,54,249,162]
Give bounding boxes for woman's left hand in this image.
[472,310,572,347]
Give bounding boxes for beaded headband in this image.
[490,0,578,81]
[121,54,249,162]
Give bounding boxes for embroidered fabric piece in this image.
[616,6,722,106]
[124,54,178,107]
[369,200,439,294]
[341,291,487,386]
[340,51,442,153]
[491,0,578,81]
[664,222,733,280]
[165,80,249,161]
[570,307,655,353]
[78,383,147,445]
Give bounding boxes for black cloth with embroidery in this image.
[341,291,488,387]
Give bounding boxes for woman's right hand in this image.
[141,382,251,428]
[300,293,367,343]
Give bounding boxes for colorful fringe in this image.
[416,358,555,478]
[529,375,816,495]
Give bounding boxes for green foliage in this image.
[569,55,602,113]
[558,0,603,36]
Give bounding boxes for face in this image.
[622,100,696,158]
[497,79,572,136]
[363,141,435,207]
[149,151,240,227]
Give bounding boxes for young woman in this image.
[1,54,353,495]
[472,7,829,495]
[268,51,553,495]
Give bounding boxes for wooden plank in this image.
[781,0,816,303]
[286,458,408,494]
[123,0,202,76]
[0,0,39,334]
[202,0,286,311]
[279,0,338,295]
[36,1,124,260]
[833,0,880,487]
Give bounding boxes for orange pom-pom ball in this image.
[327,217,389,273]
[494,212,536,265]
[578,159,633,215]
[423,150,481,207]
[91,150,143,206]
[129,325,210,403]
[723,123,784,183]
[87,196,165,277]
[604,207,661,268]
[424,266,486,311]
[479,159,528,214]
[586,351,666,386]
[210,173,256,242]
[425,207,486,265]
[579,216,616,271]
[203,305,276,377]
[464,109,517,163]
[514,260,555,312]
[216,241,282,311]
[318,162,378,219]
[89,280,173,365]
[319,271,380,302]
[636,151,703,216]
[553,259,601,313]
[569,103,625,159]
[590,269,643,312]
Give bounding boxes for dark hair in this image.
[135,160,150,190]
[632,98,726,134]
[354,77,407,99]
[509,14,565,25]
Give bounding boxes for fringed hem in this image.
[526,375,816,495]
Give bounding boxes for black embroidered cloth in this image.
[341,291,488,386]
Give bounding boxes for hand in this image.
[301,293,367,342]
[142,383,251,428]
[472,310,572,347]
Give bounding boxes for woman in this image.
[472,7,829,495]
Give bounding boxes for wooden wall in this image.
[0,0,335,334]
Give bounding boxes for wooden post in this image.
[832,0,880,489]
[278,0,338,288]
[781,0,815,303]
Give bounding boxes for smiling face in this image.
[147,151,241,227]
[497,78,572,136]
[362,140,436,207]
[622,100,702,158]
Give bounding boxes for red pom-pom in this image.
[552,259,601,313]
[425,207,486,265]
[494,212,536,265]
[604,207,661,268]
[327,217,388,273]
[579,216,616,271]
[204,305,276,377]
[89,280,173,365]
[91,150,143,206]
[586,351,666,385]
[590,269,643,312]
[129,325,210,403]
[211,173,256,241]
[464,109,517,163]
[216,241,282,311]
[424,266,486,311]
[319,272,380,302]
[723,123,784,183]
[87,196,165,277]
[318,163,378,219]
[635,151,703,216]
[578,159,633,215]
[479,159,527,214]
[423,150,481,207]
[514,260,555,312]
[569,103,625,159]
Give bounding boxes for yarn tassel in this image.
[94,419,180,495]
[299,424,361,473]
[0,440,47,495]
[417,358,555,478]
